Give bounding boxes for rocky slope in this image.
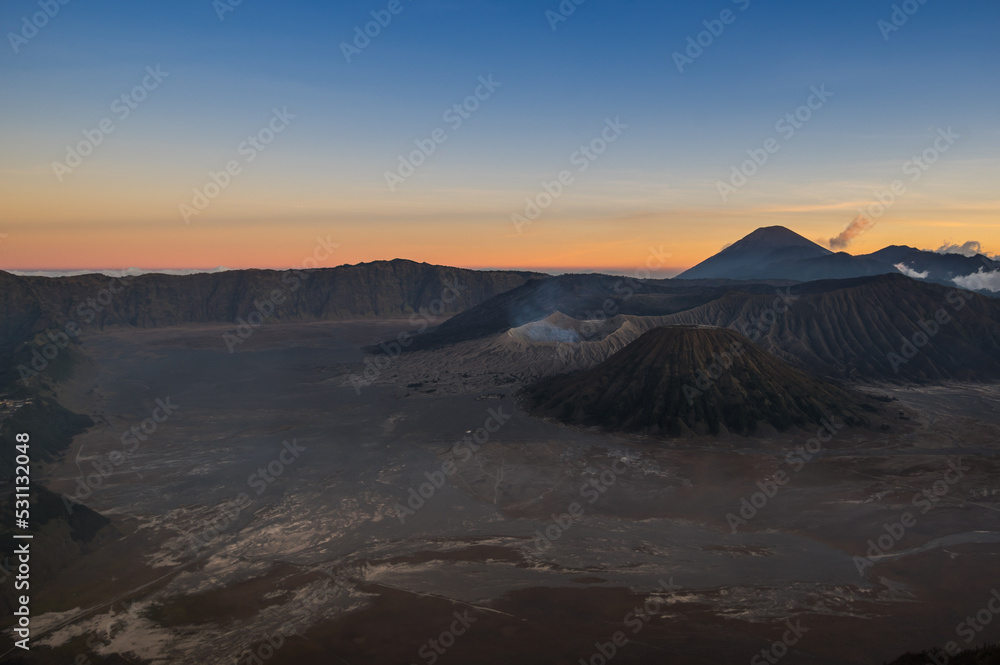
[663,274,1000,382]
[395,273,793,352]
[523,326,878,437]
[0,260,541,351]
[384,274,1000,385]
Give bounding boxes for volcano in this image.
[523,325,877,437]
[677,226,833,280]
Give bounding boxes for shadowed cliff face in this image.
[523,325,879,437]
[392,273,794,353]
[395,273,1000,384]
[0,486,116,617]
[0,261,543,351]
[663,274,1000,383]
[0,402,108,619]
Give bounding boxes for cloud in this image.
[829,216,875,251]
[895,263,928,280]
[935,240,997,259]
[953,268,1000,293]
[6,267,232,278]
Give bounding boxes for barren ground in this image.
[10,320,1000,664]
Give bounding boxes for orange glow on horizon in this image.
[2,172,998,272]
[3,220,996,275]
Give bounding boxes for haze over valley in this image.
[2,1,999,663]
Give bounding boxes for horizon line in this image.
[0,263,690,277]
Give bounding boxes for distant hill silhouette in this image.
[678,226,999,289]
[860,245,999,286]
[523,326,877,437]
[390,271,1000,384]
[391,273,793,353]
[678,226,835,280]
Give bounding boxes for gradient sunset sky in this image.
[1,0,997,274]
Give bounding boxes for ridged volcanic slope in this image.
[524,325,876,437]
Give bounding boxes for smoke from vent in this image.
[829,216,875,251]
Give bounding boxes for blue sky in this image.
[1,0,997,270]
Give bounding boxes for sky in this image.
[1,0,998,274]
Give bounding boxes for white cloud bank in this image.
[895,263,929,279]
[3,267,231,278]
[953,268,1000,293]
[935,241,998,260]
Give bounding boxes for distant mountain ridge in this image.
[0,259,542,352]
[391,273,793,353]
[383,273,1000,384]
[5,237,1000,391]
[860,245,999,286]
[0,260,544,395]
[678,226,999,291]
[662,273,1000,382]
[678,226,833,280]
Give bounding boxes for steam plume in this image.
[828,216,875,251]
